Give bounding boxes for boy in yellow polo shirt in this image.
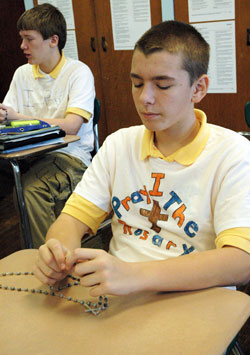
[0,3,95,248]
[34,21,250,296]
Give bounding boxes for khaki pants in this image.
[20,152,87,248]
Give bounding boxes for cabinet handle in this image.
[101,36,107,52]
[90,37,96,52]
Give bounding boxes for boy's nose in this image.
[20,40,27,50]
[140,85,155,105]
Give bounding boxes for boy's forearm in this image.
[5,108,83,135]
[131,247,250,293]
[46,213,89,252]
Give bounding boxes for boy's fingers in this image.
[33,264,57,286]
[74,259,96,277]
[41,239,67,271]
[75,248,105,260]
[65,251,79,269]
[65,248,99,267]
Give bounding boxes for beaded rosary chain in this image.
[0,271,108,316]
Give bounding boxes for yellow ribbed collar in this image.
[140,109,210,166]
[32,52,66,79]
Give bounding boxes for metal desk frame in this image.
[0,135,79,249]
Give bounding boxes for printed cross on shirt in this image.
[140,200,168,233]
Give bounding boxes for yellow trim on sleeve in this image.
[66,107,92,120]
[62,192,108,234]
[215,227,250,254]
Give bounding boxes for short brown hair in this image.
[17,3,66,54]
[135,20,209,85]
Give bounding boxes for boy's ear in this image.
[49,34,59,48]
[191,74,209,103]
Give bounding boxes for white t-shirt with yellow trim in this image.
[3,54,95,166]
[63,110,250,261]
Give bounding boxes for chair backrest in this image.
[245,101,250,128]
[92,98,101,156]
[238,101,250,138]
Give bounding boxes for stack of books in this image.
[0,120,65,154]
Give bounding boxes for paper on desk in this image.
[0,138,64,154]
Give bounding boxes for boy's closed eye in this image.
[133,82,143,88]
[156,84,171,90]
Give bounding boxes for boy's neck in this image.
[154,116,200,157]
[39,50,61,74]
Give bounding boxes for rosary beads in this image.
[0,271,108,316]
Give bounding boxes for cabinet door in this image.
[73,0,108,144]
[174,0,250,132]
[93,0,162,136]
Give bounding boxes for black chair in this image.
[82,97,112,249]
[245,101,250,127]
[92,98,101,156]
[81,217,112,251]
[238,101,250,138]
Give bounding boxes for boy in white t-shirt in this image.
[34,21,250,296]
[0,4,95,248]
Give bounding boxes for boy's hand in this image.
[67,248,139,297]
[33,239,75,285]
[0,104,8,122]
[0,104,18,121]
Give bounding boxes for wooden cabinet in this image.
[73,0,162,144]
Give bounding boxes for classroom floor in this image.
[0,191,249,354]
